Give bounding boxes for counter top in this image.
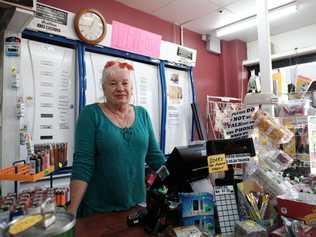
[75,208,153,237]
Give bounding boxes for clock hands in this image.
[75,9,106,44]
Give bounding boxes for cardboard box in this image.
[182,215,214,235]
[277,193,316,224]
[178,192,214,218]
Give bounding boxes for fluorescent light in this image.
[269,4,297,21]
[216,18,256,37]
[215,2,297,37]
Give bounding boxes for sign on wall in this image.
[27,3,112,46]
[111,21,161,58]
[20,39,76,165]
[160,41,197,67]
[164,67,193,154]
[27,4,197,67]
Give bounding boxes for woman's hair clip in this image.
[104,61,134,71]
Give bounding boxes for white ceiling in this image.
[116,0,316,42]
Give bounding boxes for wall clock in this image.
[74,8,106,45]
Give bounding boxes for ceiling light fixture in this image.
[215,1,297,37]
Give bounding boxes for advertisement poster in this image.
[20,39,76,165]
[165,68,192,154]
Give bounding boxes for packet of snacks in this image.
[253,111,293,144]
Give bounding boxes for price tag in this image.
[207,154,228,173]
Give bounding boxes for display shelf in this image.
[243,46,316,66]
[0,164,54,182]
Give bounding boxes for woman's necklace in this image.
[103,103,132,128]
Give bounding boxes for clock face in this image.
[74,9,106,44]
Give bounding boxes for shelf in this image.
[0,164,54,182]
[243,46,316,67]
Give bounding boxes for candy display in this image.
[0,187,70,222]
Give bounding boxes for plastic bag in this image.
[253,111,293,144]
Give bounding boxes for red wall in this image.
[220,40,248,99]
[39,0,246,131]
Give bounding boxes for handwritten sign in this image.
[207,154,228,173]
[225,106,255,139]
[111,21,161,58]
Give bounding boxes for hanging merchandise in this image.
[247,70,261,93]
[272,70,283,96]
[4,36,21,57]
[256,144,293,172]
[19,125,28,145]
[16,97,25,119]
[257,72,262,93]
[295,75,312,96]
[25,133,34,159]
[25,96,33,107]
[254,111,293,145]
[10,65,19,88]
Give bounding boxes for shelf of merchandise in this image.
[0,164,54,182]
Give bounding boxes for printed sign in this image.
[226,153,251,165]
[35,3,67,33]
[225,106,255,139]
[160,41,197,67]
[27,3,76,38]
[36,4,67,25]
[207,154,228,173]
[111,21,161,58]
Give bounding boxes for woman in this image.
[67,60,165,217]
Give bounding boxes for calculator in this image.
[214,185,240,235]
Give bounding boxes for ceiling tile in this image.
[225,0,256,19]
[226,0,296,20]
[268,0,297,9]
[116,0,316,42]
[152,0,218,25]
[183,8,237,34]
[116,0,174,13]
[209,0,240,8]
[213,0,316,42]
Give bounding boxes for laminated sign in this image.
[225,107,255,139]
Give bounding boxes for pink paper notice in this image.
[111,21,161,58]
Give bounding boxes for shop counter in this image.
[75,208,153,237]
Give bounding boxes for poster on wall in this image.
[84,52,161,141]
[165,67,193,154]
[20,39,76,165]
